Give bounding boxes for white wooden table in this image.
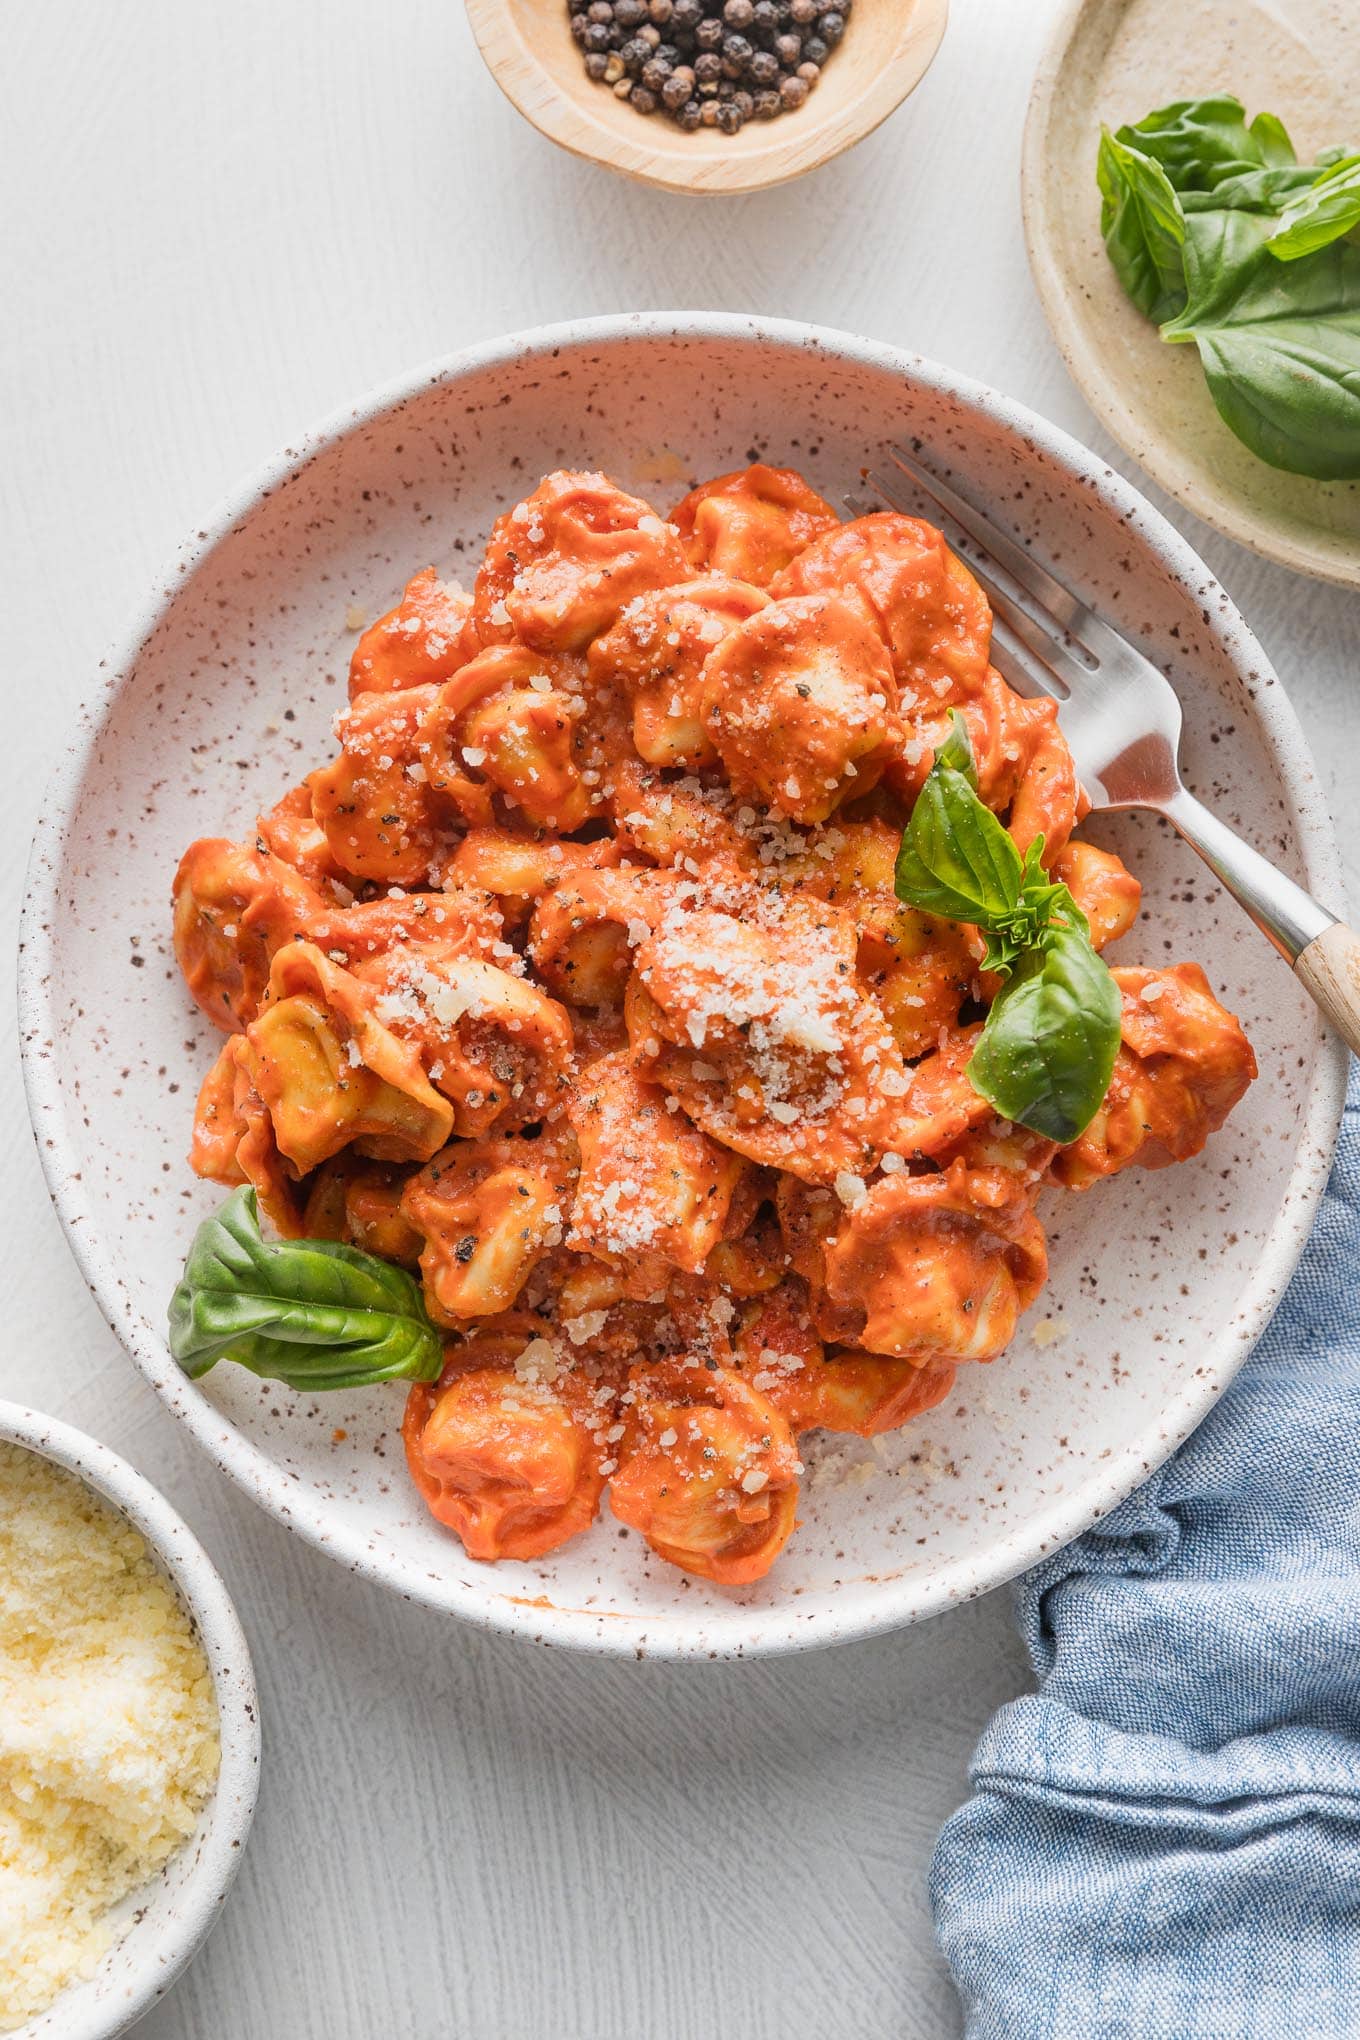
[3,3,1355,2034]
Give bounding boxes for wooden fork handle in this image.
[1295,923,1360,1060]
[1163,788,1358,1058]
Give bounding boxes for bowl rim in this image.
[0,1400,259,2040]
[464,0,951,196]
[1020,0,1360,591]
[17,310,1349,1660]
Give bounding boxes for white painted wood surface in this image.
[2,3,1354,2033]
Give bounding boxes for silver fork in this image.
[863,446,1360,1058]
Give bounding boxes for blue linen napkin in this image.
[931,1065,1360,2040]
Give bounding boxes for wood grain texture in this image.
[465,0,949,195]
[0,0,1355,2033]
[1296,922,1360,1058]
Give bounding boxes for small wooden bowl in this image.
[465,0,949,196]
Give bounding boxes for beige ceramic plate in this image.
[1024,0,1360,587]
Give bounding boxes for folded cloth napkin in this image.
[932,1065,1360,2040]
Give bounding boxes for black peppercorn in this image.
[570,0,846,130]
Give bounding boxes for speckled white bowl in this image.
[18,314,1347,1660]
[0,1402,259,2039]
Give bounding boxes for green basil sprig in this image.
[1269,155,1360,262]
[1096,128,1187,324]
[169,1186,443,1392]
[1098,95,1360,480]
[894,716,1122,1144]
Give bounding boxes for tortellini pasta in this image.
[772,511,993,705]
[175,463,1254,1588]
[401,1133,574,1323]
[1051,965,1257,1189]
[699,593,903,823]
[348,567,473,698]
[242,943,453,1171]
[402,1325,609,1562]
[671,462,840,586]
[309,684,449,886]
[607,1360,801,1585]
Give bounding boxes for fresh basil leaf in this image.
[1164,205,1360,478]
[1116,95,1288,193]
[967,920,1122,1144]
[1100,96,1360,479]
[1249,110,1299,170]
[1181,164,1322,218]
[1268,154,1360,261]
[893,737,1119,1140]
[894,721,1024,927]
[934,707,979,786]
[1097,128,1188,323]
[169,1186,443,1392]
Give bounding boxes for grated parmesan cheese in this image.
[0,1445,220,2030]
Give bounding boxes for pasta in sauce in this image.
[173,463,1257,1586]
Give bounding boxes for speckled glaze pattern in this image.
[17,314,1348,1661]
[0,1402,259,2040]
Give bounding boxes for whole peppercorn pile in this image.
[568,0,851,133]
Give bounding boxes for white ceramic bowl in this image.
[19,314,1347,1660]
[0,1402,259,2039]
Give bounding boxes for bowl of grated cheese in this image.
[0,1403,259,2038]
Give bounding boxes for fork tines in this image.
[866,443,1126,712]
